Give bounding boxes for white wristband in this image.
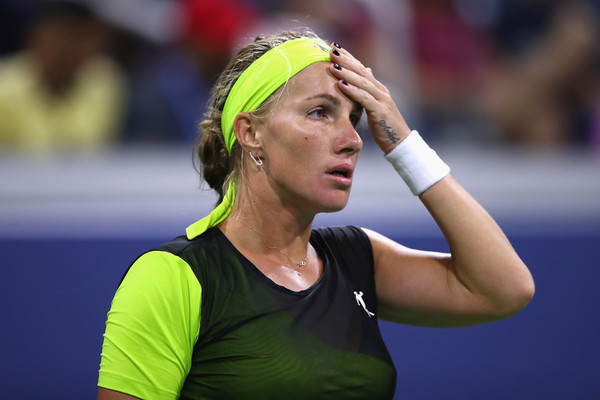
[384,130,450,196]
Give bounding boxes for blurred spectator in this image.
[408,0,599,149]
[121,0,259,144]
[409,0,494,144]
[0,0,126,153]
[481,0,599,148]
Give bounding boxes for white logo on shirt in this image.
[354,291,375,317]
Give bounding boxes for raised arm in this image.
[364,175,534,327]
[328,44,534,327]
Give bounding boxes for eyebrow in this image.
[304,93,363,116]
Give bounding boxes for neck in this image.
[219,187,315,263]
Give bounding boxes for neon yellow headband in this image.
[186,37,332,240]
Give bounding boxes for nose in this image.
[334,119,363,155]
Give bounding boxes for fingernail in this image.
[341,80,348,86]
[333,42,342,49]
[332,49,340,56]
[333,63,342,70]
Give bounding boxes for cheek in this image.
[266,124,313,156]
[263,119,330,169]
[266,139,320,184]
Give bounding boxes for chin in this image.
[317,196,350,214]
[302,187,352,215]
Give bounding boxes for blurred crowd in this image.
[0,0,598,155]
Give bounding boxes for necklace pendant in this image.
[297,260,306,268]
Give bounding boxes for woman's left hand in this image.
[329,44,411,154]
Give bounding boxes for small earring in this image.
[249,152,263,166]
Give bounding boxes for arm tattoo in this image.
[378,120,400,144]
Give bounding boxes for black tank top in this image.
[157,226,396,399]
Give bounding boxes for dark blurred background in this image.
[1,0,599,150]
[1,0,599,399]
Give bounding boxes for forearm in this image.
[420,175,534,316]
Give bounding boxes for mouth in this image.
[327,170,349,178]
[325,164,354,185]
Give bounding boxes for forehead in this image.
[287,62,335,92]
[279,62,353,108]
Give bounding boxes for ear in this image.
[233,112,262,154]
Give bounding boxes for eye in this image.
[308,107,325,119]
[350,112,362,127]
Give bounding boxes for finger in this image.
[334,72,382,114]
[336,77,411,153]
[330,61,405,127]
[330,45,386,92]
[330,45,369,78]
[329,61,388,104]
[329,44,393,113]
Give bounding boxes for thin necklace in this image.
[233,217,308,270]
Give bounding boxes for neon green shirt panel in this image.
[99,250,201,399]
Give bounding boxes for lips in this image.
[326,163,354,177]
[325,163,354,186]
